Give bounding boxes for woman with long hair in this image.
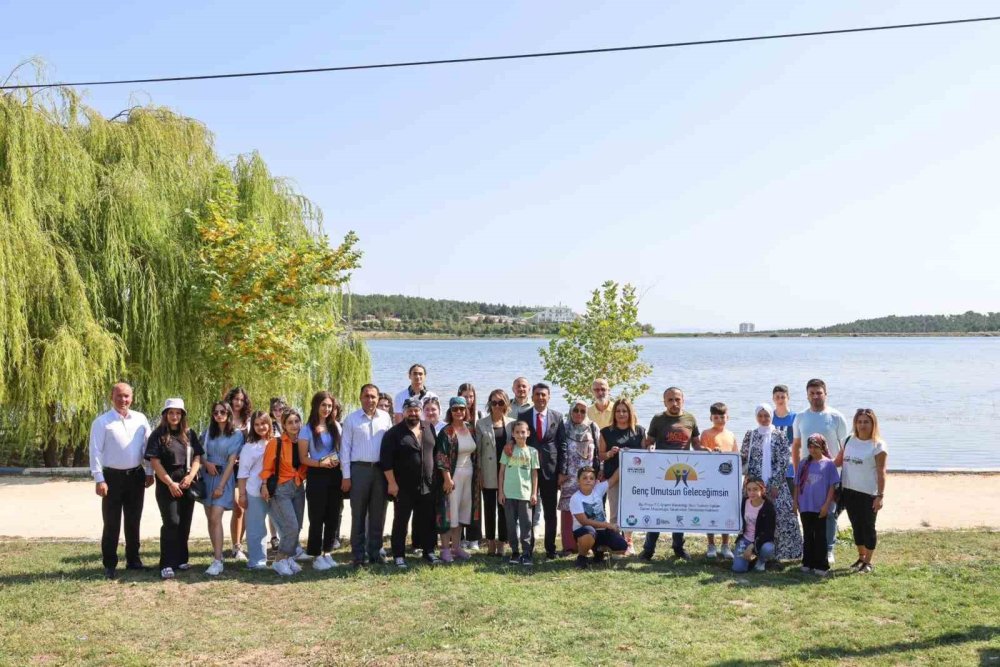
[299,391,343,570]
[377,392,395,421]
[224,386,252,562]
[835,408,888,574]
[457,382,483,551]
[474,389,514,556]
[237,410,275,570]
[146,398,202,580]
[741,403,802,561]
[434,397,481,562]
[201,401,245,575]
[260,408,308,576]
[598,398,646,553]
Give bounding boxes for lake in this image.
[366,336,1000,471]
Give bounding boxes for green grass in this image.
[1,531,997,666]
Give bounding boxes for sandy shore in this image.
[2,472,997,542]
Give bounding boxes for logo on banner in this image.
[675,515,684,526]
[643,515,651,525]
[626,515,638,526]
[692,516,701,526]
[656,518,671,526]
[718,461,734,475]
[627,456,645,474]
[665,462,700,487]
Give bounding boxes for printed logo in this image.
[626,515,638,527]
[656,518,672,526]
[632,456,642,465]
[666,463,699,487]
[675,515,684,526]
[718,461,733,475]
[643,515,651,525]
[691,516,701,526]
[709,519,717,527]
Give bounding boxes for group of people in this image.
[90,368,887,580]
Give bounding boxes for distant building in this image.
[739,322,755,333]
[529,306,578,324]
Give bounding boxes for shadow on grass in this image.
[709,626,999,666]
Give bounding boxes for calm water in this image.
[367,337,1000,471]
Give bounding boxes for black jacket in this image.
[523,408,565,482]
[379,419,437,495]
[739,496,776,551]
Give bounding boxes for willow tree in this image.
[0,82,368,465]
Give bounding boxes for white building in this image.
[530,306,578,324]
[739,322,755,333]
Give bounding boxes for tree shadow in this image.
[709,626,999,666]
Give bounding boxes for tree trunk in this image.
[43,403,59,467]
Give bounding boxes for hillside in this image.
[778,311,1000,334]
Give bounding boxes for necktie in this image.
[536,412,543,439]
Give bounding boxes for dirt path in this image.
[2,473,997,541]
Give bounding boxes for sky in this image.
[3,1,999,331]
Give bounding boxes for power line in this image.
[3,15,999,91]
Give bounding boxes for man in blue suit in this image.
[521,383,565,560]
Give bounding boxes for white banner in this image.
[617,450,743,534]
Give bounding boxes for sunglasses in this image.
[571,408,587,414]
[489,400,507,407]
[212,409,228,416]
[450,406,467,412]
[855,408,874,415]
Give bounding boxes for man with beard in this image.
[380,397,441,567]
[507,377,532,418]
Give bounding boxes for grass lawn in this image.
[0,530,997,666]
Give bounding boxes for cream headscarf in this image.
[755,403,775,484]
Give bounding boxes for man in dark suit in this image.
[522,382,565,560]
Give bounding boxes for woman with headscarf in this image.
[741,403,802,561]
[557,399,601,555]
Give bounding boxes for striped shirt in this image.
[340,408,392,479]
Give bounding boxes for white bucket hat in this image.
[161,397,187,415]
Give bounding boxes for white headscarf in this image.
[755,403,775,485]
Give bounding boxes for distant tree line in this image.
[777,311,1000,334]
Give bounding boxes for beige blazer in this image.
[474,415,515,489]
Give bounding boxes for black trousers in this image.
[154,479,195,569]
[101,466,146,569]
[306,467,344,555]
[800,511,829,571]
[531,477,559,556]
[482,488,507,541]
[391,486,436,558]
[842,488,879,550]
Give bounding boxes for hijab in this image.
[566,399,595,446]
[754,403,775,484]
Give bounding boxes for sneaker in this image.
[813,568,830,577]
[322,554,339,569]
[706,544,718,559]
[270,537,280,550]
[440,548,454,563]
[754,560,766,572]
[638,551,654,562]
[453,547,472,561]
[849,559,865,572]
[720,546,734,560]
[160,567,175,579]
[800,565,812,573]
[379,548,388,559]
[233,547,248,563]
[369,554,388,565]
[177,563,190,571]
[592,549,607,564]
[674,549,692,561]
[287,559,302,574]
[422,553,441,565]
[519,554,533,567]
[332,539,342,550]
[467,540,480,551]
[508,553,521,565]
[205,559,224,576]
[460,540,471,550]
[827,549,835,565]
[394,557,408,569]
[545,552,558,561]
[312,556,331,571]
[293,547,312,562]
[273,559,293,576]
[575,555,590,570]
[858,563,874,574]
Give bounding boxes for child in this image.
[498,421,539,566]
[570,466,628,569]
[732,477,776,573]
[700,402,738,559]
[237,410,274,570]
[795,433,840,576]
[771,385,798,500]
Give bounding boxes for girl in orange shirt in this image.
[260,408,308,576]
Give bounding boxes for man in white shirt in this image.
[88,382,152,578]
[341,383,394,566]
[393,364,437,424]
[792,378,848,562]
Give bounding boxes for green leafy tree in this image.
[538,281,651,403]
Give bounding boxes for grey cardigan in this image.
[474,415,515,489]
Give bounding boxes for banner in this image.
[617,450,743,534]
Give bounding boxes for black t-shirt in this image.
[599,425,646,478]
[647,412,699,450]
[493,425,508,467]
[379,420,436,494]
[145,427,203,481]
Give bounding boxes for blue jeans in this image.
[642,531,685,556]
[826,501,838,550]
[732,537,775,573]
[244,494,270,568]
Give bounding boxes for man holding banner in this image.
[639,387,700,561]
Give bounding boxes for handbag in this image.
[265,436,281,497]
[185,437,207,503]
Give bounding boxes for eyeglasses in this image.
[571,408,587,414]
[212,409,227,416]
[489,400,506,407]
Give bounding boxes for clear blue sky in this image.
[4,1,999,331]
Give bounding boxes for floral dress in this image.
[741,428,802,560]
[558,421,601,511]
[434,422,482,532]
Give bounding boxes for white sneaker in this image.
[460,540,470,550]
[800,565,812,573]
[293,547,311,562]
[160,567,175,579]
[754,560,766,572]
[394,557,408,569]
[468,541,480,551]
[706,544,717,559]
[205,559,224,576]
[814,568,830,577]
[233,547,248,563]
[720,546,734,560]
[273,558,292,576]
[177,563,190,571]
[827,549,836,565]
[287,559,302,574]
[332,538,342,549]
[322,554,338,568]
[312,556,331,571]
